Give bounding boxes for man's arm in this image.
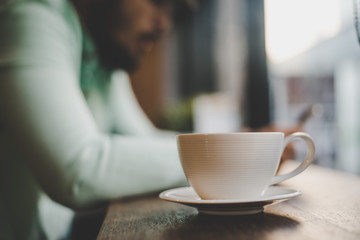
[108,70,177,137]
[0,2,186,209]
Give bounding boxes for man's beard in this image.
[85,0,139,72]
[91,33,139,72]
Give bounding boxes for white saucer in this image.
[159,186,301,215]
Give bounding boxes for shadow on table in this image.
[68,206,108,240]
[164,211,299,240]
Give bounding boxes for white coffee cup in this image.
[177,132,315,200]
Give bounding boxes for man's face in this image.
[114,0,172,62]
[87,0,173,71]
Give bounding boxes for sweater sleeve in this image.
[0,2,187,209]
[108,70,179,137]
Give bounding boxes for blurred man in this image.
[0,0,187,239]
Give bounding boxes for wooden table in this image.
[97,162,360,240]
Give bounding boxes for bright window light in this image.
[265,0,342,63]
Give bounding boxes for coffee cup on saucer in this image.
[177,132,315,200]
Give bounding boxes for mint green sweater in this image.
[0,0,186,239]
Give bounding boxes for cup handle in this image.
[270,132,316,185]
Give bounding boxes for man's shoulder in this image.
[0,0,81,35]
[0,0,83,71]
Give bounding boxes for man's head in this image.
[73,0,174,72]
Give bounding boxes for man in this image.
[0,0,187,239]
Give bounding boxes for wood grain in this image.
[97,162,360,240]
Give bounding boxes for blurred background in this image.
[130,0,360,174]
